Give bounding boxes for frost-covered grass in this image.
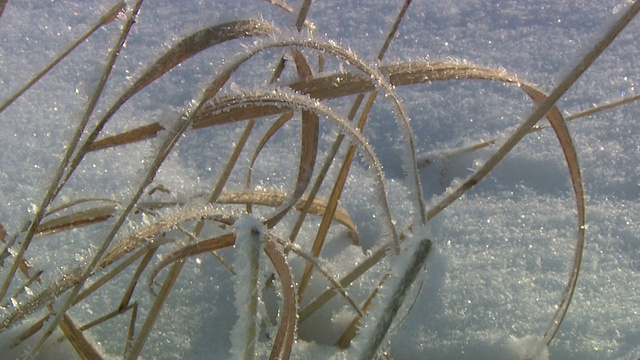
[1,1,639,359]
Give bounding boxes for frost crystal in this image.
[230,214,266,360]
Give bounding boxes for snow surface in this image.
[0,0,639,359]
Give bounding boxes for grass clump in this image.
[1,0,639,359]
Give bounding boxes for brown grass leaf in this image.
[265,110,319,228]
[126,20,274,100]
[264,239,296,360]
[88,122,165,152]
[36,204,117,237]
[217,190,358,243]
[148,233,235,288]
[59,314,104,360]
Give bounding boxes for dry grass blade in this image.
[297,90,377,301]
[376,0,412,60]
[0,1,125,114]
[264,0,293,13]
[0,204,234,334]
[264,0,315,31]
[194,37,427,224]
[149,233,235,288]
[8,313,50,349]
[125,259,185,360]
[50,19,276,221]
[295,0,313,31]
[292,48,313,82]
[264,239,297,360]
[74,246,155,307]
[356,238,431,360]
[125,20,275,100]
[36,204,117,237]
[425,0,640,345]
[118,248,158,311]
[273,237,364,318]
[44,198,119,216]
[197,91,396,242]
[335,278,382,349]
[0,0,140,310]
[0,224,33,279]
[217,190,358,242]
[298,244,390,323]
[246,111,295,212]
[59,314,104,360]
[78,302,136,332]
[211,120,256,204]
[88,122,165,152]
[1,269,43,308]
[0,0,6,21]
[296,110,319,201]
[297,142,356,299]
[265,110,319,228]
[287,62,524,100]
[567,92,640,121]
[0,222,6,243]
[417,140,496,167]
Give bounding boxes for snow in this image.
[1,0,639,359]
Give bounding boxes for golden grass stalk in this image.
[298,244,390,323]
[0,0,141,318]
[0,1,125,114]
[246,111,295,215]
[425,0,640,345]
[125,259,184,360]
[59,313,103,360]
[88,122,165,152]
[3,0,634,356]
[54,19,276,209]
[218,190,359,241]
[297,90,379,301]
[263,239,297,360]
[0,0,6,20]
[198,91,397,246]
[19,14,281,356]
[209,120,256,205]
[193,36,427,225]
[36,204,117,237]
[272,237,364,318]
[16,2,147,355]
[148,234,235,288]
[355,237,431,360]
[567,92,640,121]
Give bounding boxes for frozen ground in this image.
[0,0,639,359]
